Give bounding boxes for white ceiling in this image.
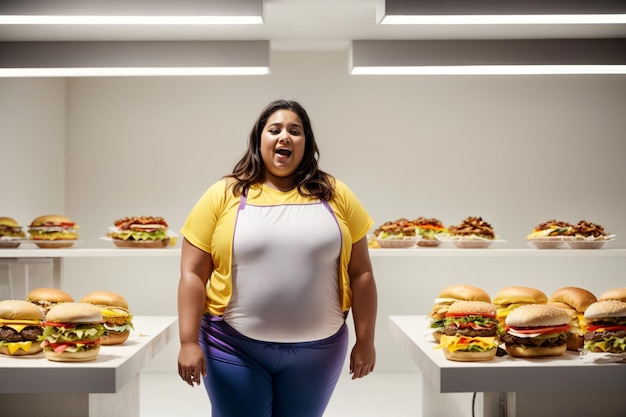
[1,0,625,51]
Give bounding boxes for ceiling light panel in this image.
[0,41,270,77]
[377,0,626,24]
[0,0,264,24]
[350,39,626,75]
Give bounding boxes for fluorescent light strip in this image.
[0,15,263,25]
[352,65,626,75]
[381,14,626,25]
[0,67,270,77]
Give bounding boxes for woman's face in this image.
[260,109,306,183]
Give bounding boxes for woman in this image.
[177,99,377,417]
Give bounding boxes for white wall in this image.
[1,50,626,372]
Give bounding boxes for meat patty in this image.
[0,326,43,342]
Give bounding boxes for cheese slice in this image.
[6,341,34,354]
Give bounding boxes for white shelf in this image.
[0,247,181,258]
[1,247,624,259]
[370,247,626,257]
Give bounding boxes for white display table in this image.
[389,315,626,417]
[0,316,178,417]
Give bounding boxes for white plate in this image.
[435,234,505,249]
[566,238,615,250]
[373,236,421,248]
[526,236,568,249]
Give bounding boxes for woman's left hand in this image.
[349,340,376,379]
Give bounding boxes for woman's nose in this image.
[278,133,290,143]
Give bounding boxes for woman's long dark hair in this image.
[226,99,335,201]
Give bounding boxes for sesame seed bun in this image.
[438,285,491,302]
[584,299,626,320]
[447,300,497,317]
[506,304,570,328]
[29,214,74,227]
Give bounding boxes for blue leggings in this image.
[199,315,348,417]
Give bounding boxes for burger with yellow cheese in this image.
[80,291,134,345]
[429,284,491,342]
[492,286,547,331]
[28,214,79,248]
[435,300,499,362]
[0,299,44,356]
[107,216,170,248]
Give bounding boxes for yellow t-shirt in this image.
[181,178,374,316]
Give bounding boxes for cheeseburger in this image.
[492,286,548,330]
[598,287,626,303]
[26,287,74,314]
[429,285,491,342]
[40,302,105,362]
[502,304,570,358]
[80,291,134,345]
[0,300,44,356]
[28,214,79,248]
[582,300,626,355]
[548,287,597,351]
[107,215,170,248]
[0,216,26,248]
[435,300,499,362]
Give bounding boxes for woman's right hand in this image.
[178,342,207,386]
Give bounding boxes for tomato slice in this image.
[43,322,76,328]
[587,324,626,332]
[505,324,570,334]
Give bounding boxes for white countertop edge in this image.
[0,316,178,394]
[389,315,626,393]
[1,247,624,259]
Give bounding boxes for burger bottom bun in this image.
[44,345,100,362]
[566,334,584,351]
[0,241,21,248]
[432,331,442,343]
[112,238,169,248]
[0,343,43,356]
[443,348,496,362]
[34,241,75,249]
[101,330,130,345]
[418,239,441,247]
[505,343,567,358]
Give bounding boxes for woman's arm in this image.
[347,236,378,379]
[177,237,213,386]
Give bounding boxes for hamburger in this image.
[28,214,79,248]
[428,284,491,342]
[0,216,26,248]
[412,217,447,247]
[548,287,597,351]
[26,287,74,314]
[492,286,548,330]
[39,302,105,362]
[107,215,170,248]
[582,300,626,354]
[435,300,499,362]
[0,299,44,356]
[598,287,626,303]
[80,291,134,345]
[502,304,570,358]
